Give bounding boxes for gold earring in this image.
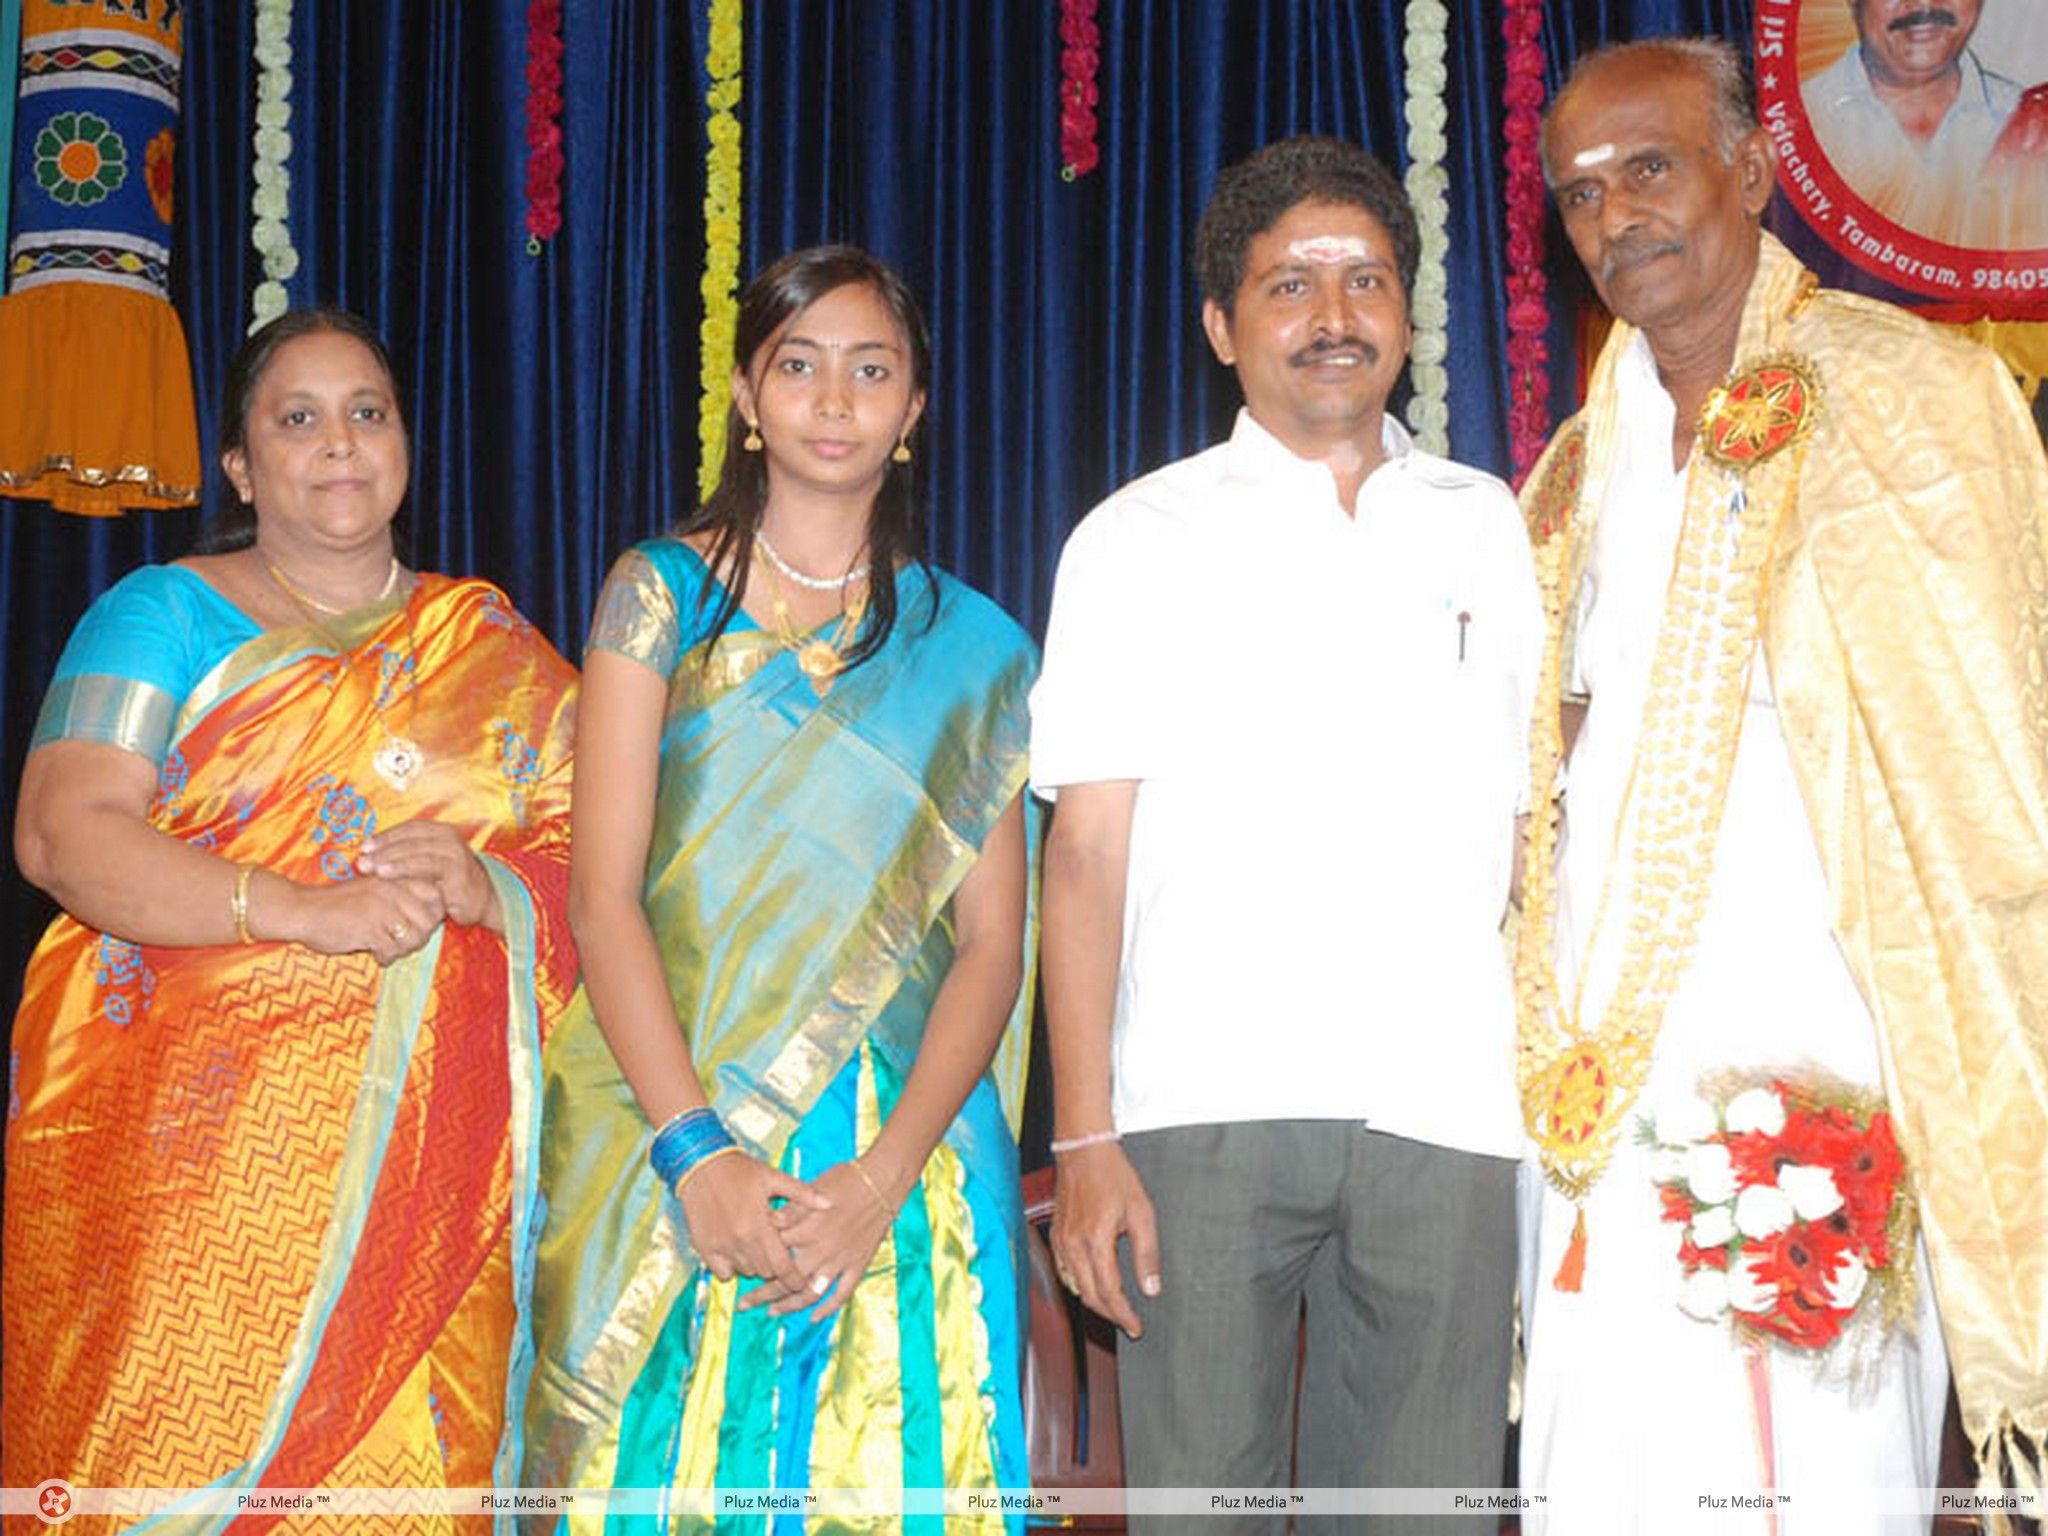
[742,422,763,452]
[891,437,913,464]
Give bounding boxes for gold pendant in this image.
[1696,353,1820,473]
[374,733,425,792]
[797,639,841,696]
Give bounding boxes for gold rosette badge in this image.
[1697,354,1821,473]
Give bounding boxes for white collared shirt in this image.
[1804,44,2021,244]
[1031,409,1542,1157]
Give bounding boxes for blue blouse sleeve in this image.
[33,565,260,766]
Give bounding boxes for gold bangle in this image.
[849,1157,899,1217]
[230,863,255,945]
[671,1144,745,1199]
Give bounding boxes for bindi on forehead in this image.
[1284,235,1375,265]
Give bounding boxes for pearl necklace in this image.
[755,528,869,591]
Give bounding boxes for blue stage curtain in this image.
[0,0,1755,1031]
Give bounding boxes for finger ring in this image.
[810,1273,833,1296]
[388,921,410,941]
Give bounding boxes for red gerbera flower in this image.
[1749,1285,1846,1350]
[1678,1236,1733,1271]
[1660,1182,1695,1225]
[1775,1102,1865,1171]
[1725,1129,1784,1189]
[1753,1224,1853,1308]
[1839,1113,1904,1220]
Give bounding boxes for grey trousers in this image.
[1118,1120,1516,1535]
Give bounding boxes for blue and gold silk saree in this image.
[526,541,1037,1533]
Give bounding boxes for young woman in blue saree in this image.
[526,247,1037,1532]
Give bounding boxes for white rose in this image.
[1650,1146,1688,1183]
[1825,1254,1869,1311]
[1727,1253,1779,1314]
[1778,1164,1845,1221]
[1656,1096,1720,1147]
[1734,1183,1795,1240]
[1683,1142,1737,1205]
[1690,1204,1736,1249]
[1724,1087,1787,1137]
[1678,1268,1730,1321]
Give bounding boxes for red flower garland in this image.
[1501,0,1550,479]
[524,0,565,251]
[1059,0,1100,181]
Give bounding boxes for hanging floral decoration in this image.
[249,0,297,331]
[697,0,743,501]
[1401,0,1452,454]
[1059,0,1100,181]
[1501,0,1550,479]
[524,0,565,254]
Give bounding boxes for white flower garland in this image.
[1401,0,1451,454]
[249,0,298,331]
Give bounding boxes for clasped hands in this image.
[677,1153,900,1323]
[325,819,501,964]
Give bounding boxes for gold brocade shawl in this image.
[1522,233,2048,1483]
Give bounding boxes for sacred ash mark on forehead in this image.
[1284,235,1375,264]
[1571,142,1618,170]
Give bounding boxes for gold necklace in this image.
[753,545,868,697]
[1514,333,1821,1287]
[262,553,426,792]
[262,554,400,614]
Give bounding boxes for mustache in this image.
[1289,335,1381,367]
[1600,235,1685,283]
[1888,8,1959,30]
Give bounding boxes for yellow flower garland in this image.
[697,0,744,502]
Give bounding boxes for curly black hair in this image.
[1193,136,1420,317]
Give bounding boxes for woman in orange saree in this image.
[3,309,577,1529]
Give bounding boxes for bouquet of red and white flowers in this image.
[1643,1074,1914,1352]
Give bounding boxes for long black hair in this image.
[678,245,935,670]
[193,306,411,556]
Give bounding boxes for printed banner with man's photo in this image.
[1756,0,2048,420]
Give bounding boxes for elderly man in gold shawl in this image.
[1513,35,2048,1535]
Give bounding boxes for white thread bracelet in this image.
[1049,1129,1121,1155]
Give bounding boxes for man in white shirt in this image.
[1030,136,1541,1531]
[1802,0,2029,243]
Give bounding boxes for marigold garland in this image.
[697,0,743,502]
[523,0,565,254]
[1402,0,1452,453]
[1501,0,1550,478]
[249,0,297,331]
[1059,0,1100,181]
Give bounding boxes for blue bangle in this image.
[650,1107,738,1189]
